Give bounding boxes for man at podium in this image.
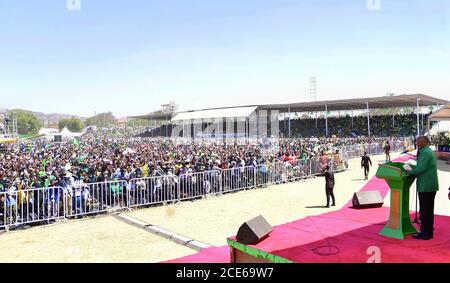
[405,136,439,240]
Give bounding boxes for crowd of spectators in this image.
[281,113,431,137]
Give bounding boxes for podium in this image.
[376,162,419,239]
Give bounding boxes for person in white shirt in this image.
[73,175,85,214]
[63,172,74,216]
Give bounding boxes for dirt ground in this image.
[0,215,197,262]
[1,152,448,262]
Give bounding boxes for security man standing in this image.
[318,165,335,208]
[361,152,372,180]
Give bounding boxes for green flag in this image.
[73,138,80,146]
[42,159,47,171]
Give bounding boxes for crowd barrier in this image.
[2,146,380,230]
[340,141,410,160]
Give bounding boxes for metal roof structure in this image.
[130,94,448,122]
[429,103,450,121]
[129,111,173,121]
[171,106,257,121]
[258,94,447,112]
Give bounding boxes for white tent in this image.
[59,127,74,137]
[427,121,450,135]
[38,128,59,135]
[59,127,83,138]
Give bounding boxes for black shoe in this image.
[325,205,330,208]
[413,233,432,240]
[331,203,336,206]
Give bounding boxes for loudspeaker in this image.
[352,191,384,209]
[54,135,62,142]
[236,215,272,245]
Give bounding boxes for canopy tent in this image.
[428,103,450,122]
[427,121,450,135]
[59,127,74,137]
[38,128,59,135]
[427,103,450,134]
[59,127,83,138]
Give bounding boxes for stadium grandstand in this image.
[131,94,448,139]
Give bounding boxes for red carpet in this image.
[164,155,450,263]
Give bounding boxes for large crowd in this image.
[0,125,415,227]
[282,113,431,137]
[0,130,412,192]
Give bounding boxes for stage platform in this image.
[436,151,450,162]
[165,155,450,263]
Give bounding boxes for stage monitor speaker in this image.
[54,135,62,142]
[236,215,272,245]
[352,191,384,209]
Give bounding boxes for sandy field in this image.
[1,152,448,262]
[0,215,196,262]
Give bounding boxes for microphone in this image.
[401,150,417,157]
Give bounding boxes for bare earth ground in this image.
[0,152,448,262]
[0,216,197,262]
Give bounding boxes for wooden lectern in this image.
[376,162,419,239]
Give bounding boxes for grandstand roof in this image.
[171,106,257,121]
[131,94,448,121]
[429,103,450,121]
[258,94,448,112]
[129,111,173,121]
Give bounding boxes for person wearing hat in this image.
[317,165,335,208]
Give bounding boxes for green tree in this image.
[59,117,85,132]
[58,118,70,130]
[13,109,43,135]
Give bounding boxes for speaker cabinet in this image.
[352,191,384,209]
[236,215,272,245]
[54,135,62,142]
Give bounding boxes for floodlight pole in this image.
[416,98,420,137]
[288,107,291,138]
[367,102,371,138]
[351,110,354,129]
[325,104,328,137]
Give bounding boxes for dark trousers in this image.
[326,186,335,206]
[419,192,436,236]
[363,166,370,179]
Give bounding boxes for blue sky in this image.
[0,0,449,117]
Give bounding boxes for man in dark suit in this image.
[361,152,372,180]
[318,165,335,208]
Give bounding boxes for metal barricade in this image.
[310,157,324,175]
[178,170,222,201]
[222,166,256,193]
[266,162,285,185]
[0,187,64,229]
[127,175,178,207]
[65,180,127,218]
[256,163,269,187]
[285,159,310,181]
